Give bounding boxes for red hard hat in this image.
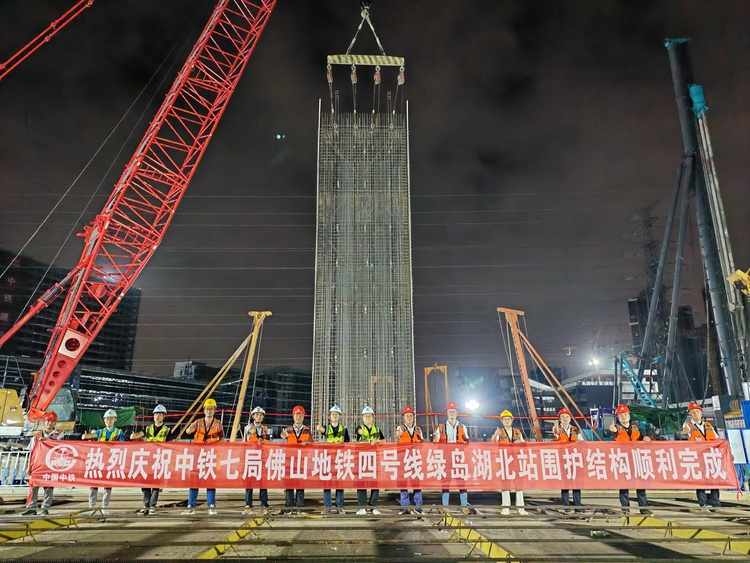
[292,405,305,415]
[687,401,702,412]
[557,408,572,417]
[401,406,415,415]
[615,404,630,415]
[445,402,459,411]
[42,411,58,422]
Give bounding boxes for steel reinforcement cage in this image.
[312,107,415,439]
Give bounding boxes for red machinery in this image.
[0,0,277,420]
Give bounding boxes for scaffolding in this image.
[311,81,414,439]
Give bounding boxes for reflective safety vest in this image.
[495,427,523,443]
[613,422,640,442]
[437,421,468,443]
[325,424,346,443]
[33,429,63,441]
[194,418,223,444]
[99,427,122,442]
[286,425,311,444]
[145,424,170,442]
[683,420,716,441]
[554,424,580,443]
[357,425,381,443]
[245,423,270,443]
[397,425,423,443]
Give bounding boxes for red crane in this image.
[0,0,277,421]
[0,0,95,82]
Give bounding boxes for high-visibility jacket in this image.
[145,424,171,442]
[357,425,382,443]
[495,427,523,443]
[244,423,270,443]
[194,418,224,444]
[436,421,468,443]
[324,424,347,443]
[396,424,423,443]
[683,419,716,441]
[554,424,580,443]
[33,428,63,441]
[286,425,311,444]
[612,422,641,442]
[98,427,124,442]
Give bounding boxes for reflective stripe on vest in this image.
[614,423,640,442]
[358,425,380,443]
[685,420,716,441]
[496,427,522,443]
[326,424,346,443]
[146,424,170,442]
[555,425,579,443]
[195,418,222,444]
[99,428,121,442]
[398,425,423,443]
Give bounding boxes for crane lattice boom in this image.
[4,0,277,420]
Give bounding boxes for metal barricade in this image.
[0,450,30,487]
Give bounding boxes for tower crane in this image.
[0,0,277,421]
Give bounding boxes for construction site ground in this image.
[0,488,749,561]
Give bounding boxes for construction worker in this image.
[396,406,424,514]
[434,401,470,514]
[243,406,271,515]
[355,406,384,515]
[82,408,125,512]
[182,398,224,515]
[553,407,584,511]
[609,404,652,514]
[280,405,310,514]
[317,405,350,514]
[130,404,172,515]
[491,409,527,515]
[21,412,63,516]
[683,401,721,511]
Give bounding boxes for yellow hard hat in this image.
[204,398,217,408]
[500,409,514,419]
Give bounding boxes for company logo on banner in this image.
[29,440,738,490]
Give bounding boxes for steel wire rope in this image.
[2,16,201,324]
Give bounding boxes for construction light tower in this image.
[311,7,415,437]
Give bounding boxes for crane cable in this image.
[2,17,201,323]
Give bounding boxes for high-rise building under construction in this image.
[311,26,415,437]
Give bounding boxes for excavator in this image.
[0,0,278,435]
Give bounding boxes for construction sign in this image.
[29,440,738,491]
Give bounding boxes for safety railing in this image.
[0,449,30,487]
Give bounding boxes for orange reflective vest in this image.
[286,425,311,444]
[397,425,423,443]
[245,423,270,443]
[613,422,640,442]
[437,421,468,443]
[194,418,224,444]
[554,424,580,443]
[495,427,523,443]
[683,420,716,441]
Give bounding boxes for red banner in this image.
[30,440,738,490]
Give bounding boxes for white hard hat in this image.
[361,406,374,415]
[251,406,266,415]
[153,405,167,414]
[104,409,117,419]
[330,405,342,414]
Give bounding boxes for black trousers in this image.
[561,489,581,506]
[285,489,304,507]
[141,488,160,508]
[619,489,647,507]
[697,489,720,507]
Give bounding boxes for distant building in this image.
[0,249,140,369]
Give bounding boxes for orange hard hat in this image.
[292,405,305,415]
[687,401,702,412]
[42,411,58,422]
[615,404,630,415]
[446,402,459,411]
[557,408,572,417]
[401,406,415,415]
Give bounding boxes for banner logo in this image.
[45,444,79,472]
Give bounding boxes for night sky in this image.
[1,1,749,386]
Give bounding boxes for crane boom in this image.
[3,0,277,420]
[0,0,95,82]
